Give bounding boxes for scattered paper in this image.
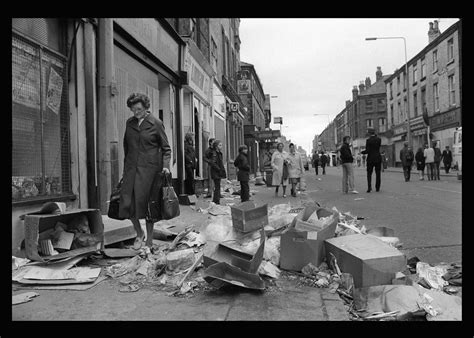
[354,198,365,201]
[12,292,39,305]
[416,262,449,290]
[23,266,101,281]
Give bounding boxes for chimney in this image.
[376,66,383,82]
[352,86,358,100]
[428,21,441,43]
[359,81,365,93]
[365,77,371,89]
[346,100,351,107]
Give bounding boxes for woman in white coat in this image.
[271,142,289,197]
[287,143,304,197]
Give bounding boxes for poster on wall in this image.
[237,70,251,94]
[12,40,40,109]
[46,67,63,115]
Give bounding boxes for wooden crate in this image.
[231,201,268,233]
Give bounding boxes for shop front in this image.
[429,107,462,151]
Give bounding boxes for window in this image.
[413,64,418,84]
[365,99,373,111]
[379,118,386,133]
[448,75,456,106]
[404,97,408,120]
[389,82,393,99]
[447,38,454,62]
[421,57,426,79]
[366,119,373,128]
[190,18,197,41]
[12,29,71,202]
[390,104,394,126]
[210,37,218,72]
[433,83,439,111]
[398,102,402,122]
[413,92,418,117]
[421,87,427,113]
[397,76,400,93]
[433,50,438,72]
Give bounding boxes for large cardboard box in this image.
[324,234,406,288]
[279,205,338,271]
[231,201,268,233]
[24,209,104,262]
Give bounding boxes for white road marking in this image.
[421,185,462,194]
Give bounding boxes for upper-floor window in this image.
[413,92,418,117]
[210,37,218,72]
[421,87,427,113]
[433,83,439,111]
[398,101,402,122]
[366,119,373,128]
[397,76,400,93]
[432,50,438,72]
[365,99,373,111]
[413,64,418,84]
[389,82,393,99]
[390,104,394,126]
[448,74,456,106]
[421,57,426,79]
[447,38,454,62]
[379,117,386,132]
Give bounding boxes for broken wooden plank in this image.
[177,252,203,288]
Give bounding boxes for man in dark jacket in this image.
[312,151,320,175]
[203,138,215,198]
[400,141,414,182]
[234,145,250,202]
[319,151,328,175]
[361,127,382,192]
[209,140,226,204]
[339,136,358,194]
[441,146,453,174]
[433,142,442,180]
[184,133,196,195]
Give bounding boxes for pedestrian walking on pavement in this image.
[400,142,414,182]
[424,143,435,181]
[271,142,289,197]
[119,93,171,249]
[381,151,388,172]
[234,145,250,202]
[441,145,453,174]
[312,150,319,175]
[415,147,426,180]
[203,138,215,198]
[320,151,328,174]
[362,154,366,167]
[209,140,227,204]
[287,143,304,197]
[434,142,442,180]
[361,127,382,193]
[184,132,196,195]
[356,153,362,167]
[339,136,358,194]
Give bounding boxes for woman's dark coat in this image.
[234,152,250,182]
[415,150,425,171]
[209,149,226,180]
[119,113,171,219]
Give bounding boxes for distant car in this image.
[302,155,309,171]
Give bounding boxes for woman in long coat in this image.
[119,93,171,249]
[271,142,289,197]
[184,132,196,195]
[287,143,304,197]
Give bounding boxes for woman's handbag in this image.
[282,161,289,180]
[108,178,125,220]
[161,173,180,220]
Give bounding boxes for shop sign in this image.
[237,70,251,94]
[429,109,460,130]
[412,128,427,136]
[393,125,407,135]
[255,130,281,141]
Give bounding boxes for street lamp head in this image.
[365,37,377,41]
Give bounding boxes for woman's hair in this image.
[212,139,222,149]
[343,136,351,143]
[276,142,284,150]
[238,145,248,153]
[289,143,294,148]
[417,147,423,152]
[126,93,151,109]
[208,138,215,146]
[185,132,194,144]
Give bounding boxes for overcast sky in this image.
[239,18,460,153]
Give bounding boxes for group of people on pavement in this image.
[403,142,453,181]
[311,151,329,175]
[271,142,305,198]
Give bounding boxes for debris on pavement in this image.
[166,248,195,272]
[103,248,139,258]
[12,256,31,270]
[231,201,268,233]
[12,292,39,305]
[119,284,140,292]
[416,262,449,290]
[258,260,281,279]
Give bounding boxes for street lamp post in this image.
[365,36,412,148]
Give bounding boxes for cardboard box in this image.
[324,234,406,288]
[231,201,268,233]
[24,209,104,262]
[279,205,338,271]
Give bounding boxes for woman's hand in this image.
[162,167,170,174]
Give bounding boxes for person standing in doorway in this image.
[433,142,442,180]
[271,142,289,197]
[400,141,414,182]
[424,143,435,181]
[209,140,226,204]
[441,146,453,174]
[319,151,328,175]
[203,138,215,198]
[312,150,320,175]
[361,127,382,192]
[234,145,250,202]
[184,132,196,195]
[287,143,304,197]
[339,136,358,194]
[119,93,171,249]
[415,147,426,180]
